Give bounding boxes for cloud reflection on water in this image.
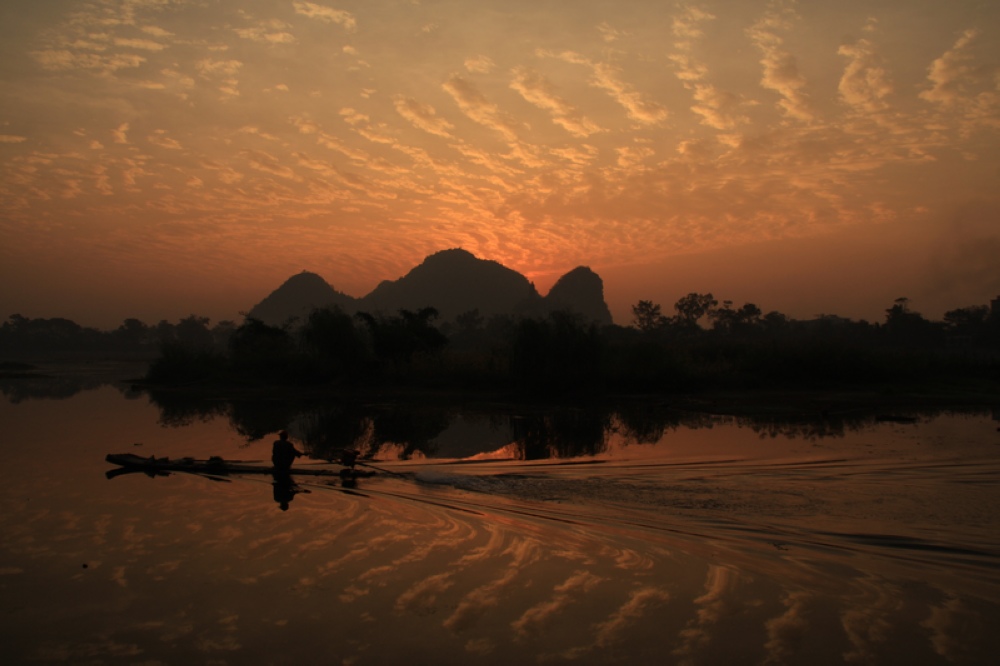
[511,570,604,640]
[762,591,812,666]
[673,565,742,663]
[2,387,999,663]
[444,537,542,635]
[922,593,983,664]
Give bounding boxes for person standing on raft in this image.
[271,430,303,472]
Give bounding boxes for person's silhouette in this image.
[271,430,302,472]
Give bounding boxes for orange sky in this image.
[1,0,999,328]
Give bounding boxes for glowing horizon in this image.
[1,1,999,328]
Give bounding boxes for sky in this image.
[1,0,999,329]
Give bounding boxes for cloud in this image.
[141,26,173,38]
[920,29,980,107]
[239,126,281,142]
[465,55,495,74]
[339,108,369,126]
[690,85,747,130]
[315,131,372,163]
[672,5,716,43]
[838,33,893,114]
[540,50,666,125]
[615,145,655,169]
[293,2,357,31]
[668,6,747,130]
[551,144,599,167]
[0,135,27,143]
[450,144,523,179]
[597,22,624,44]
[917,30,1000,135]
[32,49,146,74]
[196,58,242,97]
[244,150,301,181]
[669,53,708,83]
[509,67,602,137]
[161,68,196,90]
[591,63,668,125]
[393,97,455,138]
[747,5,815,123]
[442,74,520,142]
[146,130,183,150]
[113,37,167,51]
[195,59,243,78]
[111,123,129,144]
[235,27,296,45]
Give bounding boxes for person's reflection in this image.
[272,472,305,511]
[339,467,359,488]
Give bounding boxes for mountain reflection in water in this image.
[145,389,903,463]
[0,384,998,664]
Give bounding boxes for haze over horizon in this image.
[2,1,999,329]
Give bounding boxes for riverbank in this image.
[6,357,998,418]
[136,375,1000,419]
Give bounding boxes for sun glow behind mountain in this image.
[1,0,998,327]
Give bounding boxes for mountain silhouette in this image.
[542,266,613,326]
[247,271,358,325]
[360,249,539,320]
[247,249,614,326]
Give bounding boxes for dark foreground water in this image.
[1,371,999,664]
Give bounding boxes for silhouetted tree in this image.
[674,293,717,330]
[709,301,762,334]
[228,318,294,381]
[299,307,371,381]
[761,310,790,332]
[211,320,237,350]
[112,318,149,349]
[631,300,666,332]
[452,308,485,344]
[153,320,176,345]
[509,312,603,390]
[943,305,989,333]
[0,314,103,352]
[455,309,484,333]
[175,315,213,349]
[884,297,941,346]
[355,307,447,372]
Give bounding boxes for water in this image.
[1,369,999,664]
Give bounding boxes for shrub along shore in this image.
[6,296,999,408]
[137,303,1000,407]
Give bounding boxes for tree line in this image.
[3,293,999,394]
[0,313,234,356]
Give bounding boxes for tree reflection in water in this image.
[142,391,935,461]
[510,407,611,459]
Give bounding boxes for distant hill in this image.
[542,266,613,326]
[246,271,358,326]
[359,249,539,321]
[246,249,614,326]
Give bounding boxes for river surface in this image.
[1,367,999,664]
